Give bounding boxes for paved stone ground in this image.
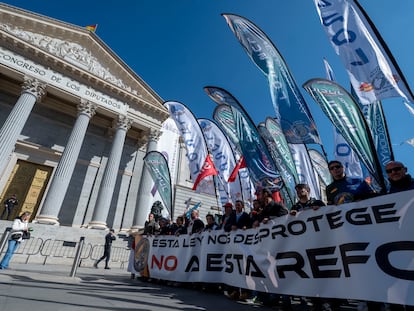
[0,263,363,311]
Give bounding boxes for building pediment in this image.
[0,3,168,120]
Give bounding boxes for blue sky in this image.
[4,0,414,173]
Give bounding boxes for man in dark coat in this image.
[290,183,325,216]
[94,228,116,269]
[2,194,18,220]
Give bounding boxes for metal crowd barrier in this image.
[91,244,130,268]
[0,229,130,268]
[40,238,93,265]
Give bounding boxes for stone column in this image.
[88,115,133,229]
[36,99,96,225]
[131,128,160,230]
[120,137,147,229]
[0,77,46,175]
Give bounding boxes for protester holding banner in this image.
[290,183,325,216]
[249,199,262,228]
[259,188,288,223]
[204,214,219,231]
[172,216,187,236]
[143,213,158,235]
[326,160,375,205]
[157,217,172,235]
[230,200,251,231]
[386,161,414,193]
[187,210,204,234]
[220,202,235,232]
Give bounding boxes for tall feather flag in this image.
[205,86,283,194]
[198,118,243,204]
[222,14,321,145]
[308,148,332,187]
[314,0,414,104]
[323,57,364,179]
[192,154,218,190]
[289,143,321,199]
[258,123,295,207]
[163,101,216,196]
[85,24,98,32]
[303,78,386,192]
[228,156,246,183]
[351,88,394,177]
[265,117,299,184]
[212,104,256,203]
[404,100,414,117]
[143,151,172,216]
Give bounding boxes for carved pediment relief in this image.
[1,24,137,94]
[0,4,168,119]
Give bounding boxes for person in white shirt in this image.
[0,211,31,269]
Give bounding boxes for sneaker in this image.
[93,261,98,268]
[104,267,111,270]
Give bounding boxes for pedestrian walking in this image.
[94,228,116,269]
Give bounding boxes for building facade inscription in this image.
[0,46,128,114]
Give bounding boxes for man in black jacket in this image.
[259,188,288,224]
[2,194,18,220]
[94,228,116,269]
[290,183,325,216]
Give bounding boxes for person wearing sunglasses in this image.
[325,160,375,205]
[290,183,325,216]
[385,161,414,193]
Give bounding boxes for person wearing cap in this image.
[94,228,116,269]
[290,184,325,216]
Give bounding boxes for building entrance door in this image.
[0,160,53,221]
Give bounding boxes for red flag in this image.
[228,156,246,182]
[192,155,218,190]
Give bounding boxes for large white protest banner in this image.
[136,191,414,306]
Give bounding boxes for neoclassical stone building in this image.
[0,3,218,231]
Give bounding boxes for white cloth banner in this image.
[140,191,414,306]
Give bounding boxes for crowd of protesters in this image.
[137,160,414,311]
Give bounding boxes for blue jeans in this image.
[0,239,20,269]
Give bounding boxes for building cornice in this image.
[0,3,169,121]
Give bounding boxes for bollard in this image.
[0,227,11,254]
[69,236,85,277]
